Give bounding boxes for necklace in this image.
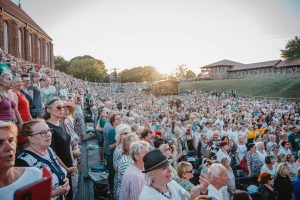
[151,184,172,199]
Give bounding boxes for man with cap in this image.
[139,149,209,200]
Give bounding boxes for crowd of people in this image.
[0,47,300,200]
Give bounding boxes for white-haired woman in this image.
[113,124,132,170]
[119,141,150,200]
[115,133,139,200]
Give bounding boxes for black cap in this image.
[142,149,169,173]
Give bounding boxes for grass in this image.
[179,76,300,99]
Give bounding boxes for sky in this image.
[16,0,300,74]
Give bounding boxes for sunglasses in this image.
[30,129,53,137]
[185,169,193,174]
[55,106,65,110]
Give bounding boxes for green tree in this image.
[67,55,107,82]
[185,69,196,79]
[54,56,69,72]
[281,36,300,60]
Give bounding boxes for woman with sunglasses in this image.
[44,98,76,200]
[258,171,278,200]
[15,119,70,200]
[175,161,195,193]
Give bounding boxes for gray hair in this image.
[129,140,150,161]
[144,171,154,186]
[115,124,132,146]
[208,163,227,180]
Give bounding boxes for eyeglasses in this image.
[30,129,52,137]
[185,169,193,174]
[55,106,65,110]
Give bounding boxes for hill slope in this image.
[179,76,300,98]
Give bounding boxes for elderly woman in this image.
[273,163,293,200]
[16,119,71,199]
[113,124,132,170]
[260,155,276,177]
[0,121,42,200]
[115,133,139,200]
[286,154,300,182]
[119,141,150,200]
[216,141,231,163]
[139,149,209,200]
[174,161,195,193]
[44,98,75,200]
[246,143,263,177]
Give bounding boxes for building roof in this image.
[230,60,281,71]
[0,0,51,39]
[202,59,246,68]
[275,58,300,67]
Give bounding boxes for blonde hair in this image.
[276,163,290,177]
[177,161,193,178]
[122,133,139,155]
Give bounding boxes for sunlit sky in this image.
[16,0,300,74]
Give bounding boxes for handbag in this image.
[239,155,249,174]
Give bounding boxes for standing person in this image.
[273,163,293,200]
[73,96,84,137]
[221,158,236,199]
[120,141,150,200]
[115,133,139,200]
[41,77,57,105]
[96,110,107,163]
[107,113,121,195]
[20,73,37,118]
[288,127,300,158]
[0,121,43,200]
[0,72,23,125]
[293,168,300,200]
[216,141,231,163]
[260,155,276,177]
[16,119,71,200]
[258,172,278,200]
[28,72,44,118]
[44,98,75,200]
[246,143,263,177]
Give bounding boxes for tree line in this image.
[55,36,300,83]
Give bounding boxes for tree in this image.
[281,36,300,60]
[185,69,196,79]
[67,55,107,82]
[176,64,188,79]
[54,56,69,72]
[120,66,162,83]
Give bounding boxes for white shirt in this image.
[139,180,188,200]
[208,184,228,200]
[256,150,267,163]
[260,164,276,177]
[216,149,231,163]
[0,167,43,200]
[278,148,291,156]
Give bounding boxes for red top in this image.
[16,91,31,122]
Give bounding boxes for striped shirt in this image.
[116,155,134,200]
[119,164,144,200]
